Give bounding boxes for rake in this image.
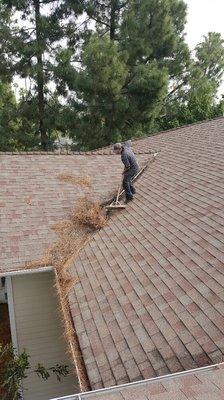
[105,184,126,210]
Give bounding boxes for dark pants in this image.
[123,167,139,199]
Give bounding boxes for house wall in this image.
[8,271,79,400]
[0,277,7,303]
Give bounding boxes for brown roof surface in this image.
[0,152,149,272]
[68,117,224,389]
[2,117,224,394]
[53,362,224,400]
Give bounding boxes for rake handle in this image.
[115,184,121,204]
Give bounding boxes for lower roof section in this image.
[50,362,224,400]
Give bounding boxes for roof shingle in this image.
[0,153,148,272]
[2,116,224,394]
[69,117,224,388]
[51,362,224,400]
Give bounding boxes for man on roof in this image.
[113,141,140,203]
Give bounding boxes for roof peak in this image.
[0,115,223,156]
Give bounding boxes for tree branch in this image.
[166,80,188,100]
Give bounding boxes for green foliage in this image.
[157,31,224,130]
[0,343,29,400]
[120,0,187,63]
[70,36,129,148]
[0,0,224,151]
[0,2,12,81]
[35,363,69,382]
[59,0,188,149]
[0,0,83,149]
[195,32,224,85]
[0,83,40,151]
[0,343,69,400]
[0,82,19,151]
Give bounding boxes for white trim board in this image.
[0,266,53,278]
[6,276,19,353]
[6,276,25,400]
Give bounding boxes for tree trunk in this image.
[34,0,48,150]
[110,0,118,40]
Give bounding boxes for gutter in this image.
[50,361,224,400]
[54,269,91,393]
[0,266,53,277]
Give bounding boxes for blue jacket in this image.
[121,146,139,172]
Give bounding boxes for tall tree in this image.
[195,32,224,86]
[158,31,224,130]
[0,0,13,82]
[0,83,42,151]
[34,0,47,148]
[1,1,223,151]
[0,82,18,151]
[81,0,128,40]
[58,0,189,149]
[1,0,82,149]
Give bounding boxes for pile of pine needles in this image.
[72,198,107,230]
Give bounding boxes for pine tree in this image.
[0,0,12,80]
[59,0,189,149]
[195,32,224,86]
[0,82,17,151]
[1,0,81,149]
[158,31,224,129]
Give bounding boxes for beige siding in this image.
[11,272,78,400]
[0,277,7,303]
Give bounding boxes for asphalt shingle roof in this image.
[0,152,148,272]
[68,117,224,389]
[2,117,224,395]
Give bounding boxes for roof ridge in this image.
[0,150,156,156]
[90,115,224,150]
[0,115,223,156]
[130,114,224,144]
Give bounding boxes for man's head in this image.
[113,143,122,154]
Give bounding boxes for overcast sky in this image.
[184,0,224,49]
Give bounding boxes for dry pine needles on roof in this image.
[72,198,107,230]
[57,173,91,187]
[22,196,107,387]
[54,271,91,391]
[24,197,107,307]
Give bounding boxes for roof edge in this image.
[0,151,155,156]
[1,116,223,156]
[130,114,224,144]
[50,361,224,400]
[0,266,53,277]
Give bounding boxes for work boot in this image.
[125,196,133,204]
[131,186,136,195]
